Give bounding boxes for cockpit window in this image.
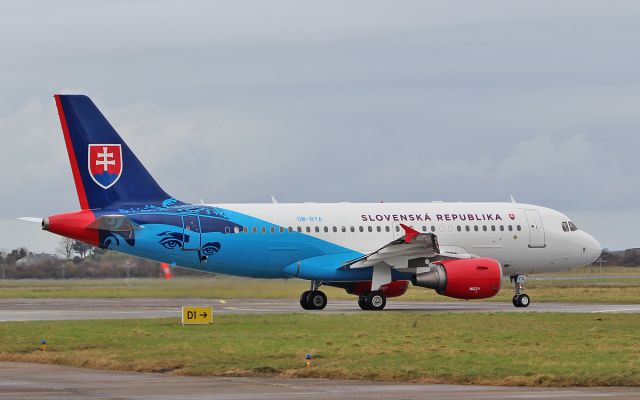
[561,222,569,232]
[568,221,578,231]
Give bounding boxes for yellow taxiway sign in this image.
[181,306,213,325]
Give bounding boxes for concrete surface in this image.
[1,362,638,400]
[1,298,640,321]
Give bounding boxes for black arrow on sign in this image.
[200,312,208,318]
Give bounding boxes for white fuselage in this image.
[217,201,601,274]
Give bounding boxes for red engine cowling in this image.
[412,258,502,300]
[346,280,409,298]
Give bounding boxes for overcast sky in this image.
[1,1,638,252]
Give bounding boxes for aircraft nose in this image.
[583,232,602,263]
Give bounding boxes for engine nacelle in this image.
[412,258,502,300]
[344,280,409,298]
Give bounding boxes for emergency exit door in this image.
[524,209,546,248]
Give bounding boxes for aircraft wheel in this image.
[516,294,531,308]
[364,291,386,311]
[306,290,327,310]
[512,295,519,307]
[357,295,369,310]
[299,290,312,310]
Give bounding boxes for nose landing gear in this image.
[510,274,530,308]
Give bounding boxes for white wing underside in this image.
[344,232,439,269]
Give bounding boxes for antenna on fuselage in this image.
[510,195,517,203]
[271,195,278,204]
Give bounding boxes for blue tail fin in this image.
[55,95,173,210]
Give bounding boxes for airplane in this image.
[23,95,602,311]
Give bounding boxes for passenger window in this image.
[333,226,337,232]
[457,226,461,232]
[562,222,569,232]
[385,226,390,232]
[474,225,479,232]
[508,225,513,231]
[482,225,487,231]
[368,226,373,232]
[297,226,302,232]
[324,226,329,233]
[431,225,436,232]
[279,227,284,233]
[350,226,355,232]
[491,225,496,231]
[315,226,320,233]
[252,227,257,233]
[422,226,427,232]
[341,226,346,232]
[517,225,522,231]
[306,226,311,233]
[568,222,578,231]
[376,226,381,232]
[270,227,275,233]
[243,227,248,233]
[395,226,400,232]
[262,227,267,233]
[233,227,239,233]
[288,227,293,232]
[358,226,363,232]
[500,225,504,231]
[465,225,470,232]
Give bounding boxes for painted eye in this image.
[201,242,221,255]
[159,237,183,249]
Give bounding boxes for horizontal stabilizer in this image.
[87,215,142,232]
[17,217,43,224]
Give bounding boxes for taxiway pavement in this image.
[1,362,638,400]
[1,298,639,321]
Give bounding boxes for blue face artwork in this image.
[93,197,361,278]
[97,198,241,265]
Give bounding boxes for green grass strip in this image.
[1,312,639,386]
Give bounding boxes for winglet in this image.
[400,224,419,243]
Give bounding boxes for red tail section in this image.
[43,210,99,246]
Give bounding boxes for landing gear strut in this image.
[299,281,327,310]
[510,274,530,308]
[357,290,387,311]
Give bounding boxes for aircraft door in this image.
[392,221,402,240]
[524,209,545,248]
[182,214,202,250]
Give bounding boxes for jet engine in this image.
[412,258,502,300]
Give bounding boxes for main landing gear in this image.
[357,290,387,311]
[510,274,530,308]
[299,281,327,310]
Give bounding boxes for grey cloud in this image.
[1,0,639,252]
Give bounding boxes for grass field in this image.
[1,313,639,386]
[1,268,640,303]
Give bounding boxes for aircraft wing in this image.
[342,224,440,269]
